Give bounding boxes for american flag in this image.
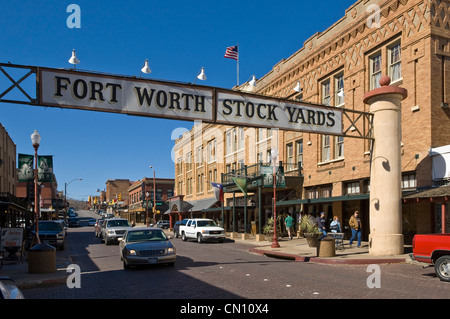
[224,45,238,60]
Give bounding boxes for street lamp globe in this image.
[31,130,41,148]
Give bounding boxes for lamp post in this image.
[145,191,150,227]
[31,130,41,244]
[64,178,82,223]
[271,148,280,248]
[150,165,156,224]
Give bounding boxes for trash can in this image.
[317,236,336,257]
[28,243,56,274]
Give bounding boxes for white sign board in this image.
[1,228,23,248]
[39,68,343,135]
[40,69,214,122]
[216,91,343,135]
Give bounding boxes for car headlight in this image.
[202,230,209,234]
[167,247,175,254]
[108,230,115,235]
[128,249,136,256]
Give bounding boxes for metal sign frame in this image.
[0,62,373,139]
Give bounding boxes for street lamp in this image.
[145,191,150,227]
[31,130,41,244]
[150,165,156,224]
[64,178,82,223]
[271,148,280,248]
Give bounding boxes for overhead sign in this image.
[38,67,342,135]
[216,90,342,135]
[40,69,214,122]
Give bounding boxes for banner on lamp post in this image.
[17,154,34,182]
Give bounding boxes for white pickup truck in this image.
[179,218,226,243]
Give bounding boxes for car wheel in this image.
[435,255,450,282]
[197,233,203,243]
[181,232,187,241]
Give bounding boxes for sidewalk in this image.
[228,233,414,265]
[0,231,415,290]
[0,248,73,289]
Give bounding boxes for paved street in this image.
[21,211,450,300]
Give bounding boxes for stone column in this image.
[363,76,407,256]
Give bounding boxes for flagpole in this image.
[237,43,239,87]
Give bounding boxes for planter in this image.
[305,233,320,248]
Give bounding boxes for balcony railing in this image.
[221,161,303,184]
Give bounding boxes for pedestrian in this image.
[285,213,294,240]
[349,210,362,248]
[330,216,341,233]
[317,212,327,236]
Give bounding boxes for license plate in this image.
[148,258,157,264]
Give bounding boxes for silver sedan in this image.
[119,227,176,269]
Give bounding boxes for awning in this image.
[403,184,450,201]
[165,196,218,214]
[277,194,370,206]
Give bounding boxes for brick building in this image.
[125,177,174,225]
[173,0,450,242]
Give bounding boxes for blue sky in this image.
[0,0,355,200]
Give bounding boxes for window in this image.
[296,139,303,168]
[322,81,331,106]
[389,43,401,82]
[207,139,216,163]
[335,136,344,158]
[402,173,416,189]
[177,157,183,176]
[286,143,294,171]
[370,53,382,90]
[156,189,163,200]
[345,182,360,195]
[322,135,330,162]
[238,127,245,150]
[167,189,173,198]
[307,188,319,199]
[186,152,192,172]
[196,145,203,167]
[335,73,344,106]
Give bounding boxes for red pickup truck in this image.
[413,234,450,282]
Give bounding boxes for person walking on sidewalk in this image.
[349,211,362,248]
[317,212,327,237]
[285,213,294,240]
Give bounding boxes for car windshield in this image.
[126,230,167,242]
[107,220,130,227]
[39,222,63,231]
[197,220,218,227]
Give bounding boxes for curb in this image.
[249,247,408,265]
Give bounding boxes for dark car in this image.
[37,220,66,250]
[68,218,80,227]
[119,227,176,269]
[173,219,188,238]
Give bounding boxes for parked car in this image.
[0,277,24,299]
[413,233,450,282]
[101,218,133,245]
[173,219,188,238]
[68,218,80,227]
[54,219,68,236]
[119,227,176,269]
[37,220,66,250]
[156,220,170,229]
